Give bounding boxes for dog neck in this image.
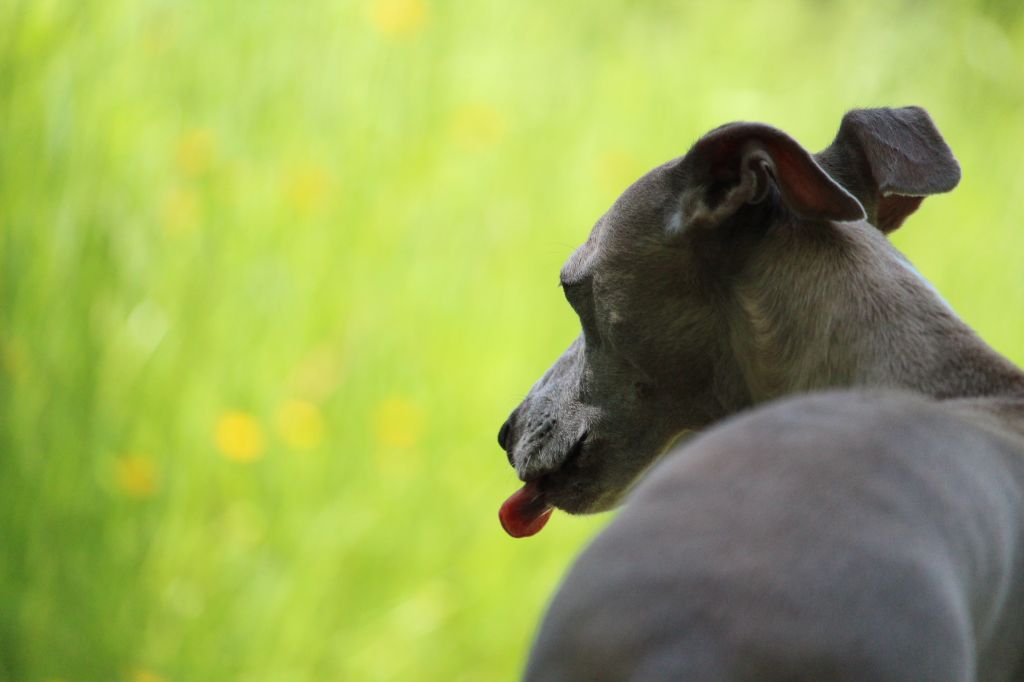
[725,219,1024,408]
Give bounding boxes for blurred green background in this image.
[1,0,1023,680]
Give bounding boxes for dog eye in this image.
[560,280,582,302]
[559,277,592,309]
[560,284,574,304]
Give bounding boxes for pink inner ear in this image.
[876,195,924,233]
[689,122,866,224]
[774,147,865,222]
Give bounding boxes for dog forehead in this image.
[561,219,601,282]
[605,157,686,234]
[562,158,687,282]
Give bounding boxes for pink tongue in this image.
[499,481,554,538]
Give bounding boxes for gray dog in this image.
[498,107,1024,680]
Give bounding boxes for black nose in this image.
[497,418,512,450]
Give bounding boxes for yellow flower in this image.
[286,346,345,402]
[450,103,506,151]
[282,164,330,215]
[114,454,159,499]
[1,335,29,383]
[276,400,326,450]
[143,17,175,58]
[373,397,423,448]
[176,129,215,177]
[367,0,427,38]
[161,185,199,236]
[131,670,165,682]
[215,411,266,462]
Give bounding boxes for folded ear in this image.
[815,107,961,233]
[679,122,865,233]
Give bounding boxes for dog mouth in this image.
[498,480,554,538]
[498,431,588,538]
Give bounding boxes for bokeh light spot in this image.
[114,454,160,499]
[1,336,29,383]
[391,581,451,637]
[367,0,427,38]
[215,411,266,462]
[450,103,506,151]
[221,502,267,549]
[287,346,345,402]
[283,164,331,215]
[161,186,199,236]
[276,400,326,450]
[176,129,216,177]
[130,669,165,682]
[373,397,423,449]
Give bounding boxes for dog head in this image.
[497,107,960,536]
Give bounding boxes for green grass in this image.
[1,1,1023,680]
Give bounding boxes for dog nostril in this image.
[498,419,512,450]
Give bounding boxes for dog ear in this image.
[815,107,961,233]
[678,122,865,234]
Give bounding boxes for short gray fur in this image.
[498,107,1024,680]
